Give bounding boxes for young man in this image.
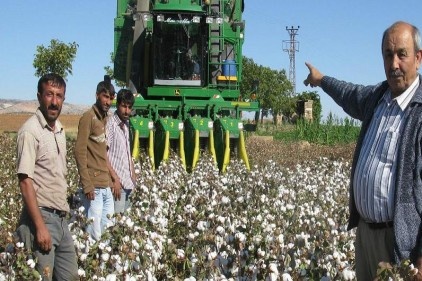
[304,21,422,280]
[74,78,115,241]
[106,89,136,213]
[16,73,78,280]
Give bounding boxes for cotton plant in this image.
[1,133,420,280]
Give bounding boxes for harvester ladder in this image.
[209,0,225,83]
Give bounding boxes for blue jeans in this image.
[82,187,114,241]
[114,189,132,214]
[16,209,79,281]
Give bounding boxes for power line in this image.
[283,26,300,95]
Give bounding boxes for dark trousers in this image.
[16,209,79,281]
[355,218,394,280]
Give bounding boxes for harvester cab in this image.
[114,0,259,172]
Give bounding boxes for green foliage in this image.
[13,246,41,281]
[266,115,361,145]
[295,118,360,145]
[0,241,41,281]
[241,58,323,125]
[33,39,78,79]
[241,57,293,121]
[376,260,419,280]
[104,52,126,88]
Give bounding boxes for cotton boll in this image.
[197,221,208,231]
[269,263,278,273]
[177,249,185,260]
[217,216,226,224]
[125,218,135,228]
[281,272,293,281]
[188,233,196,241]
[132,239,140,250]
[216,226,225,235]
[266,272,278,281]
[80,253,87,262]
[221,196,230,204]
[101,253,110,262]
[208,251,217,260]
[257,248,266,257]
[235,232,246,243]
[99,242,107,250]
[105,274,117,281]
[276,234,284,244]
[26,259,36,268]
[342,268,356,280]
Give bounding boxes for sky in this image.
[1,0,422,119]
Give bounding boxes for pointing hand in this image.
[304,62,324,88]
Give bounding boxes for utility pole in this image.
[283,26,300,95]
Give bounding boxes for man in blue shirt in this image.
[304,21,422,280]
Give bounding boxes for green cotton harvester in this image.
[114,0,259,172]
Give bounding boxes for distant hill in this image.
[0,99,90,115]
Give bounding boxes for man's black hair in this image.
[37,73,66,94]
[116,89,135,106]
[96,75,115,95]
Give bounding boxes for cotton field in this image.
[0,134,413,280]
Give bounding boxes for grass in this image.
[255,116,361,146]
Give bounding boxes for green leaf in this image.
[33,39,78,79]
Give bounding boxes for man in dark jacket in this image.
[304,21,422,280]
[75,78,116,241]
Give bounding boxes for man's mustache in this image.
[390,69,404,77]
[48,105,59,110]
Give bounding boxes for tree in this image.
[240,57,260,121]
[33,39,78,79]
[104,52,126,88]
[262,67,292,124]
[241,57,292,124]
